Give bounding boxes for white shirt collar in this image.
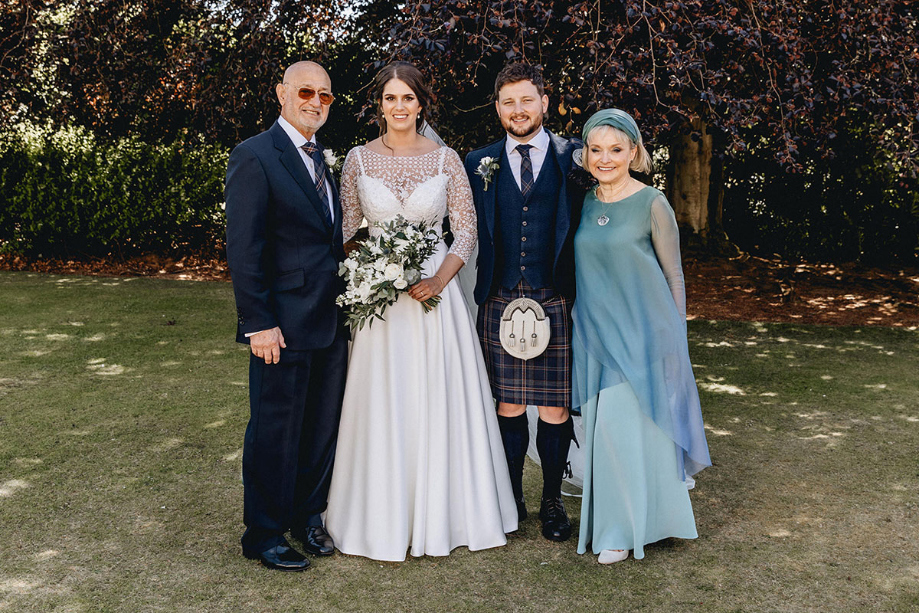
[278,116,316,149]
[505,127,549,157]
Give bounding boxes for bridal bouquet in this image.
[337,215,441,330]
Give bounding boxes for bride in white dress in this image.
[325,62,518,561]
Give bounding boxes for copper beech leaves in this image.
[386,0,918,174]
[1,0,916,173]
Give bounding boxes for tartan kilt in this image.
[477,283,572,408]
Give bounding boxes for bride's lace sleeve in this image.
[443,148,477,263]
[650,192,686,320]
[339,147,364,242]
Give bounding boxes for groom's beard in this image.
[503,112,544,139]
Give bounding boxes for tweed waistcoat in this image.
[494,147,561,290]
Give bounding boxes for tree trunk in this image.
[666,117,713,237]
[708,152,724,234]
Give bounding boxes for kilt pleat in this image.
[477,282,572,407]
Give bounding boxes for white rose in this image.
[357,282,372,302]
[393,278,408,290]
[384,263,403,281]
[403,269,421,285]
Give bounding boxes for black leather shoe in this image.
[244,541,310,571]
[292,525,335,556]
[539,497,572,542]
[515,496,528,522]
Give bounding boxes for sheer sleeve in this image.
[650,192,686,320]
[339,147,364,242]
[443,148,477,263]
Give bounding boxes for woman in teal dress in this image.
[572,109,711,564]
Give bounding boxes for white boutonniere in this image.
[572,148,584,168]
[475,156,500,191]
[322,148,340,171]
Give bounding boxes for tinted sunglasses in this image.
[297,87,335,105]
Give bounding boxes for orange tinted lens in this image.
[297,88,334,105]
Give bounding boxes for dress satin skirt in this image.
[326,241,518,562]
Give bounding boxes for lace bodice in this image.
[340,146,477,263]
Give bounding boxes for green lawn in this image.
[1,271,917,612]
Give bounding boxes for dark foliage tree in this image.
[2,1,916,262]
[0,0,53,127]
[386,1,919,241]
[723,119,919,263]
[50,0,353,144]
[0,0,402,147]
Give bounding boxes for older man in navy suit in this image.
[225,61,347,571]
[465,63,585,544]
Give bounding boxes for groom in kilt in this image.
[464,63,585,542]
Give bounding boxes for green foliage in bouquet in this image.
[337,215,441,331]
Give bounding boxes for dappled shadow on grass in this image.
[0,480,29,498]
[688,321,919,588]
[0,374,44,397]
[0,576,43,598]
[698,377,747,396]
[1,280,917,610]
[684,254,919,327]
[85,357,129,376]
[148,438,184,454]
[47,276,139,288]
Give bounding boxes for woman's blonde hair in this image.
[583,124,653,174]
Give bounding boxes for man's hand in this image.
[250,327,286,364]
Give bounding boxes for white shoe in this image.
[598,549,628,564]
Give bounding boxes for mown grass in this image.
[0,271,917,612]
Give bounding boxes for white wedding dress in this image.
[325,146,518,561]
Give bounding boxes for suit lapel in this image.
[271,122,333,231]
[547,130,574,263]
[317,140,341,228]
[481,140,505,241]
[319,141,344,256]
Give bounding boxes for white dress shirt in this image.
[277,116,334,222]
[504,127,550,191]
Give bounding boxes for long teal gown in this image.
[572,185,711,558]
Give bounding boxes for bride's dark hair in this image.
[370,61,435,136]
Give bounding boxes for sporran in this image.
[499,297,551,360]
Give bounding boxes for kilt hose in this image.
[477,281,572,408]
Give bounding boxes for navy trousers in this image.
[240,335,348,555]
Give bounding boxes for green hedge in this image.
[0,124,228,258]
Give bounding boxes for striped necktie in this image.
[300,142,333,226]
[516,144,534,196]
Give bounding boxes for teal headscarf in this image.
[581,108,640,144]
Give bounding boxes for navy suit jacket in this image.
[225,120,346,351]
[464,130,585,305]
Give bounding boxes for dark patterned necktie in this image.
[515,144,534,196]
[300,142,333,226]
